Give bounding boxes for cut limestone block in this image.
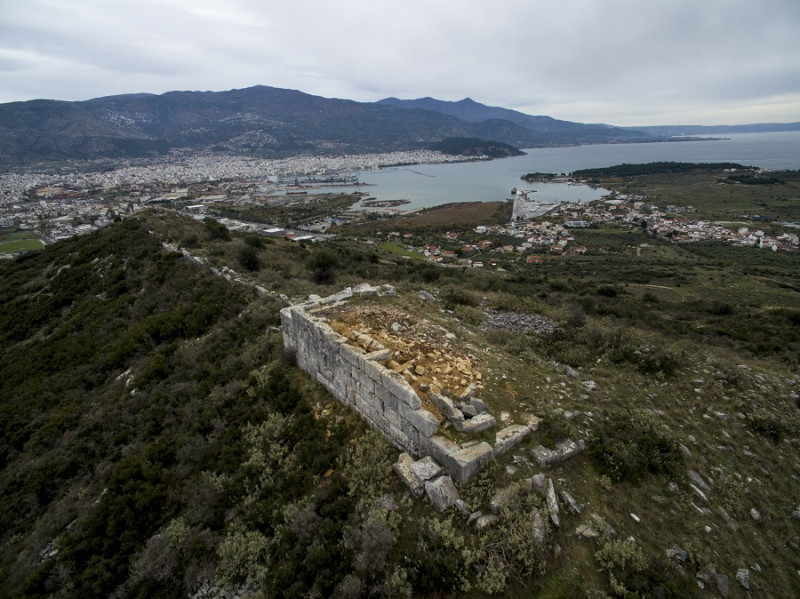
[494,424,532,456]
[425,475,460,512]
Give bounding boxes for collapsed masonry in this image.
[280,286,535,487]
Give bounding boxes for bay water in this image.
[352,131,800,211]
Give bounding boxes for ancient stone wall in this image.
[280,288,532,482]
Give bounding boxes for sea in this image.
[347,131,800,211]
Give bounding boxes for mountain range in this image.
[0,85,657,168]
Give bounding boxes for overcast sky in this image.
[1,0,798,126]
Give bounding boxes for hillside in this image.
[0,86,657,168]
[2,166,800,597]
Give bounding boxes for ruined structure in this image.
[280,286,533,482]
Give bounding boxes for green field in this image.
[0,229,44,253]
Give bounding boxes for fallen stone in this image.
[565,365,579,379]
[559,489,581,514]
[393,453,424,497]
[410,456,443,482]
[454,498,472,517]
[364,348,392,362]
[418,291,436,302]
[750,508,761,521]
[531,439,585,467]
[530,473,546,495]
[494,424,532,456]
[391,322,404,333]
[461,404,478,418]
[490,486,515,515]
[736,568,750,590]
[425,475,460,512]
[430,392,464,424]
[425,436,494,482]
[590,513,617,539]
[474,514,498,530]
[582,380,598,391]
[546,478,560,528]
[666,544,689,565]
[459,382,479,400]
[689,483,709,503]
[470,397,487,413]
[458,412,496,434]
[379,284,396,296]
[353,283,380,296]
[688,469,711,491]
[575,523,600,539]
[467,511,482,526]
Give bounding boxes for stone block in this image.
[410,456,443,482]
[425,475,460,512]
[430,392,464,424]
[458,412,496,434]
[494,424,532,456]
[364,348,392,361]
[546,478,560,528]
[393,453,422,495]
[425,436,494,482]
[404,408,441,438]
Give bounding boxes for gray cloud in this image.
[0,0,798,125]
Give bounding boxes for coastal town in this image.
[1,152,798,259]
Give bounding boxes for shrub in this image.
[590,413,683,483]
[237,245,261,272]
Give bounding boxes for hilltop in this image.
[1,164,800,598]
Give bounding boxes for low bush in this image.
[589,413,683,483]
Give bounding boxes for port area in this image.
[510,190,562,220]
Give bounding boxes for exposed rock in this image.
[736,568,750,590]
[582,380,598,392]
[666,544,689,565]
[688,469,711,491]
[425,475,460,512]
[689,483,709,503]
[564,365,579,379]
[480,310,561,335]
[418,290,436,302]
[391,322,404,333]
[749,508,761,521]
[546,478,560,528]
